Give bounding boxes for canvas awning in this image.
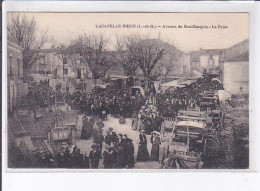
[212,78,222,84]
[179,80,196,86]
[193,70,203,78]
[161,80,184,88]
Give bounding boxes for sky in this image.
[8,12,249,52]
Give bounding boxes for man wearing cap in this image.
[105,128,118,146]
[89,144,100,169]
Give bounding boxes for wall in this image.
[223,62,249,94]
[32,52,77,79]
[7,42,23,77]
[7,42,27,112]
[177,53,190,76]
[200,55,220,68]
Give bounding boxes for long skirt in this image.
[151,144,160,161]
[132,119,138,130]
[136,144,150,162]
[127,154,135,168]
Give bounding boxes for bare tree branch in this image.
[7,13,48,73]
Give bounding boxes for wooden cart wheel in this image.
[203,135,220,157]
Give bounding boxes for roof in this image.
[222,39,249,62]
[179,79,196,86]
[199,49,223,55]
[176,121,205,129]
[190,49,223,62]
[161,80,184,87]
[7,41,23,51]
[110,75,131,79]
[137,39,170,47]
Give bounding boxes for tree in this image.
[75,34,114,84]
[161,47,183,82]
[133,37,169,90]
[7,13,48,74]
[115,36,139,76]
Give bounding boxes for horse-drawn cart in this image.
[161,114,220,169]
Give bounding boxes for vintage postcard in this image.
[5,11,249,170]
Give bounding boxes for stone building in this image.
[7,41,28,113]
[30,48,77,82]
[221,39,249,95]
[190,49,223,74]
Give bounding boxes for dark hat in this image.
[109,127,113,131]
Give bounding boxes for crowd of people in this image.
[20,73,223,169]
[53,126,160,169]
[157,74,223,118]
[70,89,145,119]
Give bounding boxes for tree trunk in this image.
[144,76,149,92]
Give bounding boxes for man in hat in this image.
[81,116,93,140]
[126,138,135,168]
[150,131,161,161]
[105,130,113,145]
[93,131,104,157]
[115,144,126,169]
[103,145,117,169]
[89,144,100,169]
[117,134,123,148]
[105,128,118,146]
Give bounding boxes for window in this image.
[183,65,187,75]
[208,55,214,66]
[17,58,20,75]
[9,56,13,76]
[63,69,68,75]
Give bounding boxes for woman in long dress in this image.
[137,115,143,131]
[132,113,138,130]
[136,130,150,162]
[150,132,161,161]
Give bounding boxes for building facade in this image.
[190,49,223,75]
[221,39,249,94]
[7,41,28,113]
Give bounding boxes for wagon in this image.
[51,124,76,142]
[162,121,205,169]
[161,120,220,169]
[160,117,175,140]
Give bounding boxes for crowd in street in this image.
[69,90,145,119]
[157,74,223,117]
[21,73,223,169]
[53,124,162,169]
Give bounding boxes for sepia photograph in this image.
[5,12,249,170]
